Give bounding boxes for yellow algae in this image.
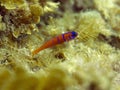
[43,1,59,13]
[0,0,58,38]
[29,4,43,23]
[0,0,25,9]
[94,0,120,32]
[0,15,6,31]
[0,68,11,89]
[75,10,111,42]
[0,0,120,90]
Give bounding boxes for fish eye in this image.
[71,31,78,37]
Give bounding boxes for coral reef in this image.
[0,0,120,90]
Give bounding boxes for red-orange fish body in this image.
[32,31,78,56]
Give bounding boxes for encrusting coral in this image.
[0,0,120,90]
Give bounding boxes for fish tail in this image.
[32,47,43,56]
